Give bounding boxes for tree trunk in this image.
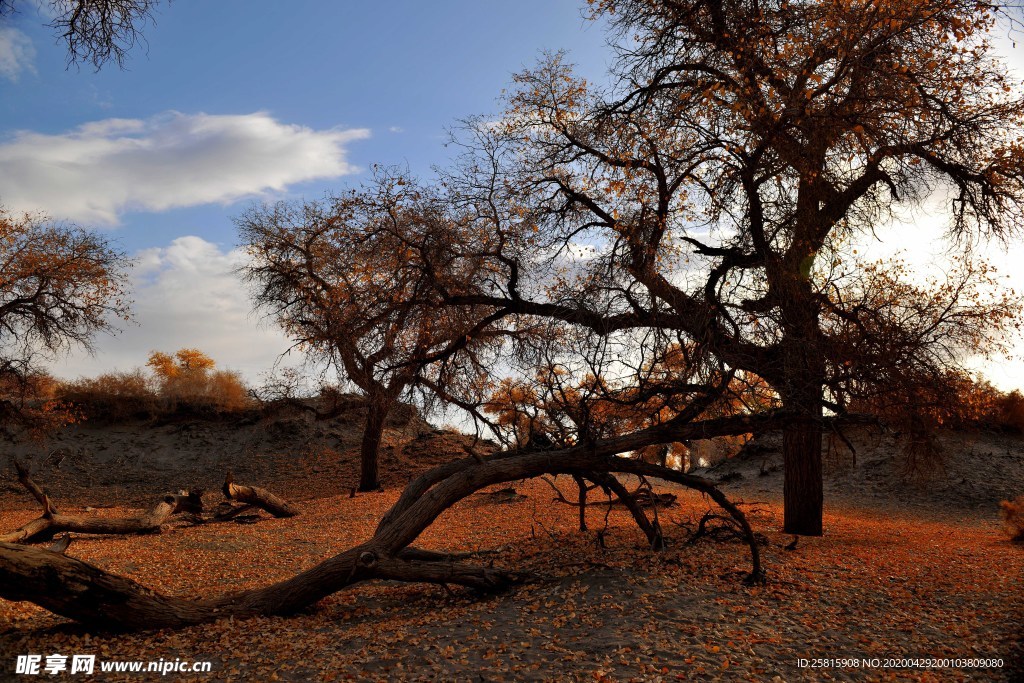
[782,411,823,536]
[358,398,389,492]
[572,474,588,531]
[780,290,826,536]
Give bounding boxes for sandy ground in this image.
[0,417,1021,682]
[0,405,475,510]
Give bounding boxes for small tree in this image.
[239,173,504,491]
[146,348,248,412]
[0,209,129,437]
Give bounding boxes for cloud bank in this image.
[0,111,370,223]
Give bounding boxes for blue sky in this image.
[0,1,612,381]
[0,1,612,250]
[1,1,1023,392]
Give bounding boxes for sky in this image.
[0,1,612,384]
[0,1,1022,392]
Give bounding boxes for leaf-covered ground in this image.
[2,469,1021,682]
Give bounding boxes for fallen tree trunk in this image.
[0,411,774,630]
[222,471,299,518]
[0,465,203,543]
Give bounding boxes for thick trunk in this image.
[780,287,826,536]
[358,399,388,492]
[782,410,823,536]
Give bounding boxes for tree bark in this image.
[780,280,826,536]
[358,397,389,492]
[222,471,299,518]
[782,413,823,536]
[572,474,588,531]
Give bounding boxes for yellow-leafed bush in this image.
[57,369,157,421]
[58,349,252,420]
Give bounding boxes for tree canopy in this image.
[238,172,508,491]
[0,0,161,69]
[0,209,130,436]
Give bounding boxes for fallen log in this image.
[0,473,204,543]
[0,412,773,630]
[222,471,299,518]
[1,464,299,543]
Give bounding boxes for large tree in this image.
[438,0,1024,534]
[3,0,1022,631]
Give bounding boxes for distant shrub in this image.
[849,373,1024,436]
[205,369,250,412]
[0,370,59,402]
[58,348,253,420]
[1000,496,1024,544]
[992,390,1024,433]
[57,369,157,420]
[0,370,79,437]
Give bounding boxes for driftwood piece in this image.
[0,463,203,543]
[222,471,299,518]
[14,461,57,514]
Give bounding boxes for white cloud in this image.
[388,126,405,133]
[0,111,371,224]
[0,27,35,82]
[50,236,301,384]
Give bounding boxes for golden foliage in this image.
[146,348,248,412]
[0,370,80,440]
[58,348,251,419]
[0,209,129,438]
[57,369,156,421]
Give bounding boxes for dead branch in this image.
[587,472,665,551]
[1,464,204,543]
[47,533,72,555]
[473,487,526,504]
[222,471,299,518]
